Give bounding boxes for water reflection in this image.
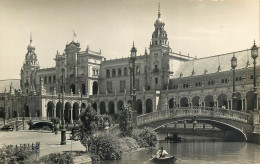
[98,134,260,164]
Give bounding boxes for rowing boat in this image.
[151,155,176,163]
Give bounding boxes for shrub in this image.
[0,145,32,163]
[39,152,73,164]
[132,127,158,148]
[118,103,133,136]
[88,132,122,160]
[118,137,139,153]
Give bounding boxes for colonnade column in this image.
[70,109,73,124]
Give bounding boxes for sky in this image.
[0,0,259,80]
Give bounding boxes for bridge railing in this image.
[137,107,253,126]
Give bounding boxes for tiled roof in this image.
[172,49,260,78]
[0,79,20,93]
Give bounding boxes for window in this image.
[26,79,29,85]
[155,78,158,84]
[112,69,116,77]
[221,79,224,83]
[236,77,239,81]
[107,81,112,93]
[44,77,47,84]
[93,69,96,76]
[250,75,254,79]
[106,69,110,77]
[96,70,99,76]
[49,76,52,83]
[118,68,122,77]
[53,76,56,83]
[124,67,128,76]
[120,80,125,92]
[26,89,28,93]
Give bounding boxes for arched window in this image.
[106,69,110,78]
[124,67,128,76]
[112,69,116,77]
[118,68,122,77]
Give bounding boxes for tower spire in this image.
[158,2,161,18]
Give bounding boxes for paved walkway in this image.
[0,130,86,157]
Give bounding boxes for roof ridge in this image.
[195,49,249,60]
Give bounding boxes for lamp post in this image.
[231,54,237,110]
[18,90,25,130]
[251,40,258,111]
[129,42,137,125]
[60,68,66,145]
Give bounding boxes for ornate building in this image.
[0,8,259,124]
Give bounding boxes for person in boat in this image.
[157,147,168,158]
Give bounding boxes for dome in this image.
[154,12,165,28]
[154,17,164,26]
[27,42,35,51]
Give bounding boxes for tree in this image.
[118,103,133,136]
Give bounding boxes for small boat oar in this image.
[143,157,153,164]
[174,155,183,162]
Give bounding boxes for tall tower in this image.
[148,4,170,90]
[20,34,40,95]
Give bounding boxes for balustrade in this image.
[137,107,253,126]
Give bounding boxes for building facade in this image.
[0,9,259,124]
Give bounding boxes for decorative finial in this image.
[254,39,256,45]
[158,2,161,18]
[30,32,32,43]
[133,41,135,47]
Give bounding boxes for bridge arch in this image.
[218,94,227,108]
[137,99,142,115]
[205,95,214,107]
[47,101,55,118]
[235,92,242,111]
[56,102,61,118]
[146,99,153,113]
[92,102,97,112]
[117,100,124,111]
[73,102,79,120]
[108,101,115,115]
[100,101,106,114]
[24,104,30,117]
[93,81,98,95]
[180,97,188,107]
[152,118,247,142]
[64,102,71,123]
[169,98,175,109]
[192,96,200,107]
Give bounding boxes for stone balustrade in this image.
[137,107,253,126]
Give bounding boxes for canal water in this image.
[100,134,260,164]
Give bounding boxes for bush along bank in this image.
[76,104,158,162]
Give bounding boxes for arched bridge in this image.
[136,107,254,141]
